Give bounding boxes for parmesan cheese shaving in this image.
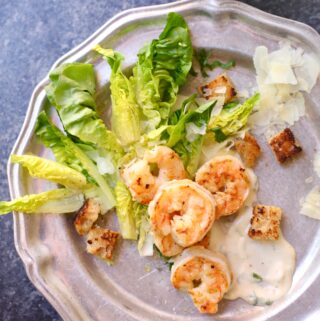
[186,122,207,142]
[313,151,320,178]
[300,186,320,220]
[250,43,320,136]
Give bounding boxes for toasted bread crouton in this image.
[199,73,236,103]
[86,227,119,261]
[235,133,261,168]
[248,205,282,240]
[269,128,302,163]
[74,199,100,236]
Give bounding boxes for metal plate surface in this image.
[7,1,320,320]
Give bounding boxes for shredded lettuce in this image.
[0,189,84,215]
[11,154,88,190]
[94,46,141,146]
[209,93,260,142]
[131,12,193,131]
[46,63,123,161]
[35,112,116,209]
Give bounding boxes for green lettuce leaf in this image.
[209,93,260,142]
[35,111,87,175]
[163,96,216,176]
[46,63,123,162]
[115,181,137,240]
[131,12,193,131]
[193,48,236,78]
[83,185,112,215]
[115,181,149,240]
[11,154,88,190]
[137,211,153,256]
[35,112,116,209]
[0,189,84,215]
[94,46,141,146]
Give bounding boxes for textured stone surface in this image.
[0,0,318,320]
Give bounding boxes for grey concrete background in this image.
[0,0,319,320]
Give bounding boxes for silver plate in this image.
[8,1,320,320]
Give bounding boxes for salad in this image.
[1,12,320,314]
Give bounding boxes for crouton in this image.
[74,199,100,236]
[248,205,282,240]
[269,128,302,163]
[199,73,236,103]
[86,227,119,261]
[235,133,261,168]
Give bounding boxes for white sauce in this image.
[209,207,296,305]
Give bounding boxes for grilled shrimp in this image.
[122,146,186,204]
[196,155,250,218]
[149,180,216,257]
[171,246,231,314]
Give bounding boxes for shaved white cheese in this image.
[265,62,297,85]
[186,122,207,142]
[251,43,320,136]
[278,93,305,126]
[300,186,320,220]
[313,152,320,178]
[213,86,227,94]
[210,96,225,118]
[295,53,320,93]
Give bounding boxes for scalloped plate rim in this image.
[7,1,320,321]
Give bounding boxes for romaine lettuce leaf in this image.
[35,111,87,175]
[94,46,141,146]
[163,96,216,176]
[35,112,116,209]
[11,154,88,190]
[209,93,260,142]
[0,189,84,215]
[114,180,150,242]
[137,213,154,256]
[46,63,123,162]
[83,185,112,215]
[115,181,137,240]
[131,12,193,131]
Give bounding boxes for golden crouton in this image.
[74,199,100,236]
[269,128,302,163]
[86,227,119,261]
[235,133,261,168]
[248,205,282,240]
[199,73,236,103]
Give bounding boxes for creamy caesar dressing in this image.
[209,207,296,306]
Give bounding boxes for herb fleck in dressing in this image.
[209,207,296,306]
